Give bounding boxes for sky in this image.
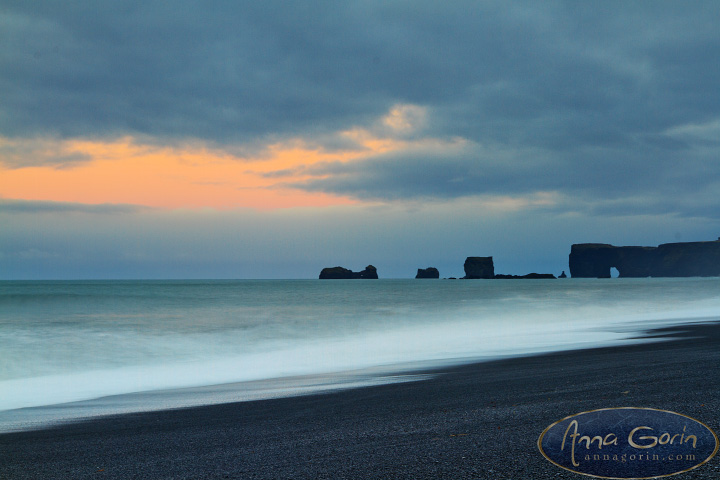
[2,1,720,279]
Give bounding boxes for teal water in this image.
[1,278,719,431]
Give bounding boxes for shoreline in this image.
[0,318,687,434]
[2,321,720,479]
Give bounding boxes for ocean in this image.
[1,278,719,432]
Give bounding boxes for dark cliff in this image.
[569,240,720,278]
[319,265,378,279]
[415,267,440,279]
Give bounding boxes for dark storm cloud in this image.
[288,145,537,200]
[1,0,404,142]
[3,1,717,144]
[288,135,720,219]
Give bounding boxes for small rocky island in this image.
[569,239,720,278]
[494,273,557,279]
[415,267,440,279]
[317,238,720,280]
[319,265,378,279]
[463,257,556,279]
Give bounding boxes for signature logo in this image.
[538,408,718,479]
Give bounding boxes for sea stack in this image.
[463,257,494,279]
[319,265,378,279]
[415,267,440,279]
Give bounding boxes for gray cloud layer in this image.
[3,2,719,142]
[2,1,720,216]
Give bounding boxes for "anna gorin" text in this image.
[561,420,697,467]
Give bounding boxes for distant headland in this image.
[569,238,720,278]
[319,238,720,279]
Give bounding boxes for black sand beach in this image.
[2,322,719,480]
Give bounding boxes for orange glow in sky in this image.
[0,134,398,210]
[0,104,434,210]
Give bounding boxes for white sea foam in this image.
[0,278,718,431]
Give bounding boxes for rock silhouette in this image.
[494,273,556,279]
[463,257,494,279]
[416,267,440,279]
[319,265,378,279]
[569,240,720,278]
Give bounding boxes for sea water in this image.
[1,278,719,432]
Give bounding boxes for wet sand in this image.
[1,322,719,479]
